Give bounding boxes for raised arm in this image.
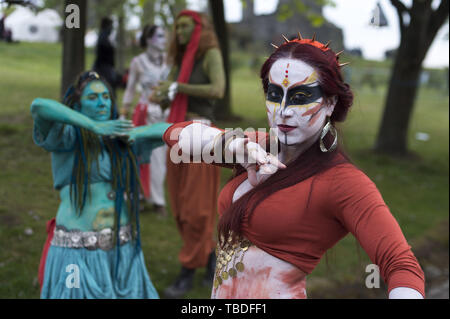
[163,121,285,185]
[127,122,173,144]
[31,98,133,138]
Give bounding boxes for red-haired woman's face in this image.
[266,58,335,146]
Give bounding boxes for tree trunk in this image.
[117,12,126,74]
[209,0,232,120]
[61,0,87,98]
[374,44,423,155]
[374,0,448,155]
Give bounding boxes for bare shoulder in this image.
[203,47,223,65]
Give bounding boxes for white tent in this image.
[4,6,62,43]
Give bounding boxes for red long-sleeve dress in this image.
[163,121,425,299]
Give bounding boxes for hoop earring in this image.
[320,119,338,153]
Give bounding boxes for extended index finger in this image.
[247,165,258,187]
[268,154,286,169]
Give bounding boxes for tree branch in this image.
[418,0,450,59]
[428,0,449,37]
[390,0,409,13]
[390,0,410,37]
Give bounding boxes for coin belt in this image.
[51,224,132,251]
[213,234,253,289]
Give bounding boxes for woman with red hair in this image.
[151,10,225,298]
[161,34,425,299]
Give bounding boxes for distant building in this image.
[347,48,363,57]
[231,0,344,52]
[4,6,62,43]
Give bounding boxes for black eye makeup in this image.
[286,85,322,106]
[266,83,323,106]
[267,84,284,103]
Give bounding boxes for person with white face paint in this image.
[161,35,425,299]
[121,25,170,216]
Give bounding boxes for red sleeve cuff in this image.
[387,269,426,298]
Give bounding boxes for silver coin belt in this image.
[51,225,132,251]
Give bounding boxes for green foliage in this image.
[239,0,334,26]
[307,12,325,27]
[42,0,63,11]
[278,4,294,22]
[278,0,333,26]
[89,0,126,22]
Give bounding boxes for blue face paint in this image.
[80,81,112,121]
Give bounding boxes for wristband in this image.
[168,82,178,101]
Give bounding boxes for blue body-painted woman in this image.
[31,71,170,298]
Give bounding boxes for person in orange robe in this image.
[151,10,226,298]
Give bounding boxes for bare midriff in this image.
[56,182,130,232]
[211,243,307,299]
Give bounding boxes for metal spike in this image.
[339,62,350,68]
[282,34,289,43]
[335,50,344,57]
[297,31,303,40]
[270,43,279,49]
[324,40,331,48]
[311,33,316,42]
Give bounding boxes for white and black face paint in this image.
[266,58,336,146]
[147,27,166,51]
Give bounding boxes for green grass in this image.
[0,42,448,298]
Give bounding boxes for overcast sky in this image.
[187,0,449,68]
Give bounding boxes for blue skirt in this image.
[40,242,159,299]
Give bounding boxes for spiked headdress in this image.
[271,32,350,68]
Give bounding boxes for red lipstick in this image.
[277,124,297,133]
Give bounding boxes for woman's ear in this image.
[325,96,337,117]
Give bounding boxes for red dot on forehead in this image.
[282,62,291,87]
[285,63,290,76]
